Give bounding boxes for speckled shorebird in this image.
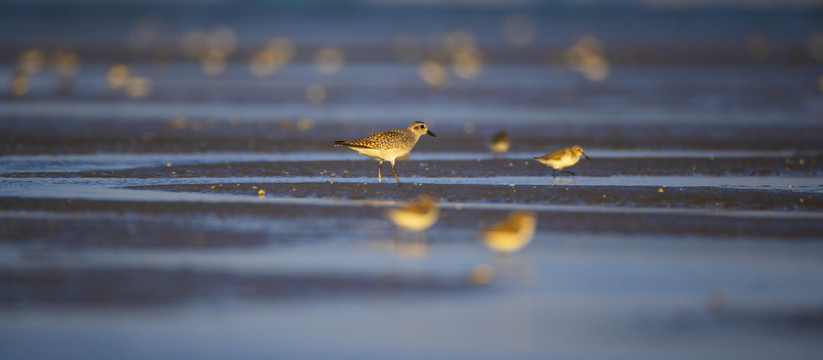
[534,145,592,178]
[489,130,510,153]
[386,195,439,232]
[481,211,537,253]
[335,121,436,183]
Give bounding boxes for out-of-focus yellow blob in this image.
[451,48,483,79]
[107,64,130,88]
[297,118,315,131]
[482,211,537,253]
[579,56,609,82]
[53,50,79,77]
[418,60,448,88]
[315,46,345,74]
[208,27,237,55]
[201,48,227,76]
[565,35,609,82]
[19,49,45,75]
[125,76,152,98]
[489,130,510,153]
[10,73,29,97]
[306,84,326,104]
[250,37,294,77]
[166,116,188,131]
[470,264,495,285]
[393,33,422,63]
[502,13,536,47]
[386,196,439,232]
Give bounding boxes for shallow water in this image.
[3,1,823,359]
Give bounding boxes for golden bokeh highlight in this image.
[19,49,45,75]
[470,264,495,285]
[502,13,536,47]
[201,48,227,76]
[443,30,484,80]
[392,33,423,63]
[52,50,79,78]
[746,34,770,63]
[451,48,483,79]
[182,27,237,76]
[482,211,537,253]
[296,118,315,131]
[418,60,448,88]
[386,196,440,232]
[306,84,327,104]
[808,33,823,62]
[314,46,345,74]
[10,73,29,97]
[107,64,131,88]
[250,37,294,77]
[566,35,609,82]
[125,76,152,98]
[208,27,237,56]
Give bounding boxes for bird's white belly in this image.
[353,147,410,162]
[546,155,579,170]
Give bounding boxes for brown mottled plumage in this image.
[335,121,436,183]
[534,145,591,178]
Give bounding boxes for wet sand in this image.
[3,1,823,359]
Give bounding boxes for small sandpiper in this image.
[534,145,591,178]
[335,121,436,183]
[385,195,439,232]
[481,211,537,253]
[489,130,510,154]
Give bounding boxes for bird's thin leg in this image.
[378,161,383,183]
[391,161,400,184]
[552,169,557,178]
[564,170,576,176]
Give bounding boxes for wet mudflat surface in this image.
[3,1,823,359]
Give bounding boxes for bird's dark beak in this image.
[427,130,437,137]
[583,153,592,161]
